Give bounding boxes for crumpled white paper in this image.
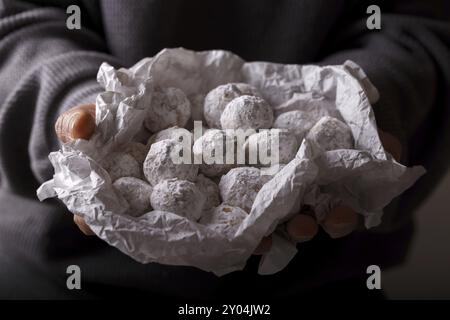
[37,48,425,276]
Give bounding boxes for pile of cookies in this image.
[102,83,354,238]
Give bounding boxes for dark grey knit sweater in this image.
[0,0,449,299]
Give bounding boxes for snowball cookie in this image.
[192,129,236,177]
[219,167,271,213]
[144,86,191,132]
[220,95,274,130]
[244,129,300,166]
[204,83,261,128]
[124,142,148,164]
[113,177,153,217]
[147,126,193,146]
[200,204,248,239]
[272,110,317,141]
[150,179,205,221]
[143,139,198,186]
[306,116,354,151]
[101,152,142,182]
[196,174,220,211]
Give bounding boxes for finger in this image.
[322,205,358,239]
[286,213,318,243]
[73,214,95,236]
[55,104,96,143]
[378,129,402,162]
[253,235,272,255]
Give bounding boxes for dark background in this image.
[383,172,450,299]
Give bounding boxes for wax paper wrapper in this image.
[37,48,425,276]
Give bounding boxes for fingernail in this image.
[322,206,358,238]
[74,215,95,236]
[286,214,318,243]
[293,235,316,243]
[68,110,95,140]
[323,222,356,239]
[68,111,82,137]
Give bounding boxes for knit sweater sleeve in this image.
[320,0,450,165]
[0,0,118,191]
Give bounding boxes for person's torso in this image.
[96,0,360,66]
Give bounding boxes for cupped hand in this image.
[55,105,402,254]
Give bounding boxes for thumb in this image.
[55,104,96,143]
[322,205,359,239]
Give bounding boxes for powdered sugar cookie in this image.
[143,139,198,186]
[200,204,248,239]
[220,95,274,130]
[204,83,261,128]
[144,86,191,132]
[150,179,205,221]
[306,116,354,151]
[113,177,153,216]
[219,167,271,212]
[102,152,142,182]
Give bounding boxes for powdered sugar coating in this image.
[144,86,191,132]
[244,129,300,166]
[102,152,142,182]
[204,83,261,128]
[306,116,354,151]
[219,167,271,212]
[192,129,236,177]
[113,177,153,217]
[196,174,220,211]
[272,110,317,141]
[143,139,198,186]
[150,179,205,221]
[147,126,193,146]
[220,95,274,130]
[200,204,248,239]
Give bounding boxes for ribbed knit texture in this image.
[0,0,449,298]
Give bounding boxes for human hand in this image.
[55,104,97,236]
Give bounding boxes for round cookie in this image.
[306,116,354,151]
[143,139,198,186]
[192,129,237,177]
[101,152,142,182]
[204,83,261,128]
[200,204,248,239]
[144,86,191,132]
[272,110,317,141]
[113,177,153,217]
[219,167,271,213]
[220,95,274,130]
[150,179,205,221]
[244,129,300,166]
